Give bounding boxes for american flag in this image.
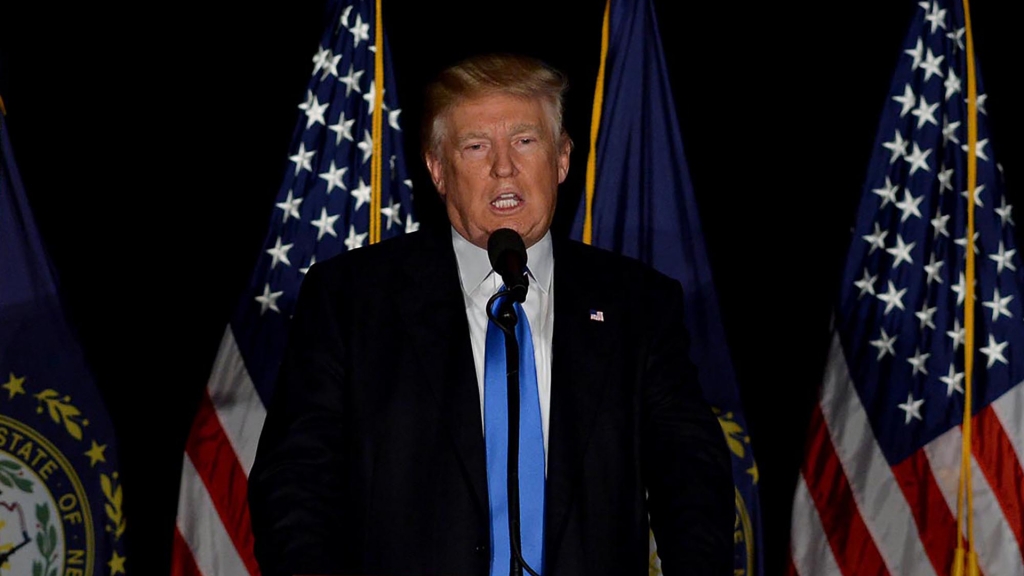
[788,1,1023,575]
[170,0,416,573]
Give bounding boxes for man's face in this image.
[426,92,570,249]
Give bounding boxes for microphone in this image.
[487,228,529,303]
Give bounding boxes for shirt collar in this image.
[452,226,553,297]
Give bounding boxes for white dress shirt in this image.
[452,227,554,460]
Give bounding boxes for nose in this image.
[491,141,516,178]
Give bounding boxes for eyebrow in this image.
[455,123,544,145]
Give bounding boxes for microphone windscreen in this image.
[487,228,527,273]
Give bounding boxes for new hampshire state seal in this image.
[0,372,127,575]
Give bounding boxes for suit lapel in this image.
[399,230,489,518]
[545,239,616,548]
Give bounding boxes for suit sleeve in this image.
[248,262,351,576]
[641,277,734,576]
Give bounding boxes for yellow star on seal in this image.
[108,551,127,575]
[85,441,108,466]
[2,372,26,400]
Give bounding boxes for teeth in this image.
[492,194,520,209]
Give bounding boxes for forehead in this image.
[447,92,550,137]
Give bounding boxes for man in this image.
[248,52,733,576]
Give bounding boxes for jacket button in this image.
[475,544,487,553]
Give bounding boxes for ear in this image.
[425,152,446,196]
[556,136,571,184]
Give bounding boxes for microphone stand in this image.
[487,290,541,576]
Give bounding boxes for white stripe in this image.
[176,453,250,576]
[991,381,1024,474]
[924,391,1024,576]
[790,476,843,576]
[819,332,937,576]
[206,325,267,474]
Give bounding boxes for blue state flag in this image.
[570,0,762,573]
[0,114,129,572]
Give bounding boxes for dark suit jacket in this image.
[248,227,733,576]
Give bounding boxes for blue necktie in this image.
[484,288,545,576]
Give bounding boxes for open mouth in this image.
[491,193,522,210]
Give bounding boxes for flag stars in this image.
[905,143,932,175]
[961,138,990,162]
[898,392,925,425]
[940,363,964,396]
[883,129,909,164]
[364,82,388,116]
[256,283,284,315]
[895,189,924,222]
[989,241,1017,274]
[320,52,342,80]
[983,287,1014,321]
[944,67,961,100]
[275,189,303,223]
[877,280,908,315]
[388,108,402,131]
[349,13,370,47]
[304,94,329,129]
[266,237,293,269]
[911,95,940,128]
[301,254,316,275]
[358,130,374,163]
[351,178,372,210]
[854,268,877,298]
[312,46,331,75]
[961,184,984,208]
[338,64,364,96]
[979,334,1008,368]
[976,93,988,115]
[329,111,356,145]
[923,253,944,284]
[904,39,924,71]
[405,214,420,234]
[931,211,950,239]
[995,196,1015,226]
[870,327,898,360]
[311,207,341,240]
[947,318,965,351]
[907,348,930,376]
[318,161,349,193]
[919,49,945,82]
[923,0,947,33]
[886,234,915,268]
[954,231,980,255]
[951,272,976,306]
[381,197,402,230]
[946,27,965,51]
[872,176,899,207]
[937,165,955,191]
[915,305,937,330]
[344,225,367,251]
[289,142,316,176]
[863,222,888,254]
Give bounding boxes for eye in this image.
[518,137,536,145]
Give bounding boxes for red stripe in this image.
[785,552,799,576]
[170,527,204,576]
[183,389,261,576]
[890,445,958,575]
[972,405,1024,553]
[801,404,890,576]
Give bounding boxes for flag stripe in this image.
[175,453,254,576]
[184,389,260,575]
[802,402,891,576]
[789,478,845,576]
[171,529,205,576]
[819,333,934,576]
[972,404,1024,561]
[890,444,957,574]
[206,326,267,473]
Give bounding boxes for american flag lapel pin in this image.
[589,309,604,322]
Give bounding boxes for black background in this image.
[1,1,1020,574]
